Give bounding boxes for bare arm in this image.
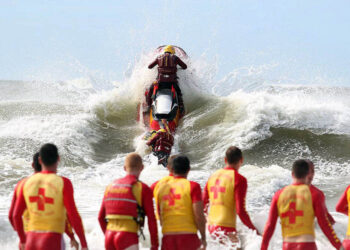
[193,201,207,249]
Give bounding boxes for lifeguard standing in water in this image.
[98,153,158,250]
[9,152,79,249]
[13,144,87,250]
[261,159,343,250]
[203,146,258,247]
[153,155,206,250]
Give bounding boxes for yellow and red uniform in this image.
[98,174,158,250]
[154,176,202,250]
[336,184,350,249]
[13,171,87,250]
[9,177,76,243]
[262,183,341,250]
[151,175,174,220]
[203,167,257,235]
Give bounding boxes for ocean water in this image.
[1,52,350,249]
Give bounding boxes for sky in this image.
[1,0,350,85]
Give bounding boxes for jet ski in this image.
[137,46,187,166]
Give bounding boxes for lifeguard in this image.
[154,155,206,250]
[203,146,258,246]
[261,159,342,250]
[13,144,87,250]
[98,153,158,250]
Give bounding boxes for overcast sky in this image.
[1,0,349,85]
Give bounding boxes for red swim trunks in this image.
[161,234,201,250]
[282,242,317,250]
[105,230,138,250]
[343,239,350,250]
[25,232,63,250]
[208,225,239,247]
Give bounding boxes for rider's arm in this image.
[261,190,280,250]
[176,57,187,69]
[148,59,158,69]
[336,185,349,215]
[235,173,257,232]
[141,183,159,250]
[311,186,342,249]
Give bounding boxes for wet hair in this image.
[225,146,243,164]
[292,159,310,179]
[39,143,59,166]
[125,153,143,170]
[172,155,190,175]
[32,152,41,172]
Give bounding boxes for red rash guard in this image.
[261,184,341,250]
[98,181,159,249]
[335,185,350,215]
[9,178,26,230]
[148,55,187,70]
[202,167,256,231]
[13,171,87,248]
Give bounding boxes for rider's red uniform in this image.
[13,171,87,250]
[153,176,202,250]
[261,183,341,250]
[203,166,257,236]
[336,184,350,250]
[147,131,174,154]
[98,174,158,250]
[147,53,187,114]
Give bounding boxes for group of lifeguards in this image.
[8,143,350,250]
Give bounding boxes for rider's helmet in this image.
[164,45,175,54]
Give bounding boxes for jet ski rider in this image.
[147,45,187,116]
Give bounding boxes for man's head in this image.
[166,155,178,174]
[32,152,41,172]
[124,153,144,177]
[305,160,315,185]
[292,159,310,183]
[39,143,60,170]
[224,146,243,169]
[172,155,190,177]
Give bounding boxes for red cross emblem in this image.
[29,188,54,211]
[163,188,181,206]
[281,202,303,224]
[210,179,226,199]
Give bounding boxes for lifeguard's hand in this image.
[81,248,88,250]
[19,243,25,250]
[199,239,207,250]
[70,238,79,250]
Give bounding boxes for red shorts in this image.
[25,232,63,250]
[105,230,138,250]
[161,234,201,250]
[282,242,317,250]
[208,225,239,247]
[343,239,350,250]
